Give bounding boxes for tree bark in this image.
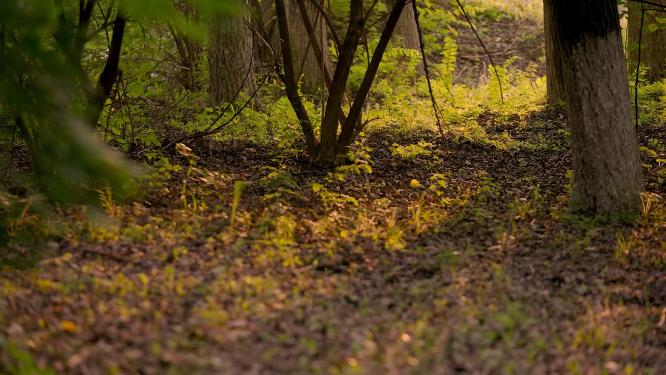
[385,0,424,75]
[339,0,408,150]
[286,0,332,94]
[317,0,364,163]
[383,0,419,50]
[253,0,282,65]
[275,0,319,158]
[208,9,257,105]
[87,15,126,126]
[543,0,566,105]
[627,0,666,82]
[553,0,643,217]
[170,2,201,90]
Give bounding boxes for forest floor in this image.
[1,108,665,374]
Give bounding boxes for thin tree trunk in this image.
[87,15,126,126]
[275,0,319,158]
[317,0,364,163]
[543,0,566,105]
[627,0,666,82]
[170,26,200,90]
[338,0,407,150]
[554,0,643,217]
[74,0,96,63]
[208,9,257,105]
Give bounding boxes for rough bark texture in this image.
[255,0,282,65]
[543,0,566,105]
[553,0,643,217]
[627,0,666,82]
[389,0,420,49]
[208,11,257,105]
[294,0,333,89]
[386,0,424,75]
[170,2,201,91]
[170,26,200,90]
[286,0,332,94]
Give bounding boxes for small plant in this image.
[640,192,662,220]
[409,193,426,234]
[176,143,200,209]
[312,183,359,210]
[614,231,636,265]
[230,180,248,228]
[391,141,433,160]
[0,338,56,375]
[428,173,448,196]
[384,208,406,251]
[97,186,122,217]
[257,166,299,200]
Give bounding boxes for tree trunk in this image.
[543,0,566,105]
[170,26,201,90]
[385,0,424,75]
[170,2,201,90]
[339,0,408,151]
[286,0,332,94]
[317,0,364,163]
[208,10,257,105]
[384,0,420,50]
[87,15,126,126]
[253,0,282,65]
[553,0,643,218]
[627,0,666,82]
[275,0,319,158]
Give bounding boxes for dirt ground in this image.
[1,107,664,374]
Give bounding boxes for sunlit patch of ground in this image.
[1,107,664,374]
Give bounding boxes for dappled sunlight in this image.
[1,0,665,373]
[4,103,664,371]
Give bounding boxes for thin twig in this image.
[305,0,341,48]
[455,0,504,103]
[412,0,446,136]
[634,6,645,128]
[203,52,255,133]
[160,72,271,151]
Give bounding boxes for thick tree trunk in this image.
[170,26,201,90]
[208,10,257,105]
[170,2,201,90]
[627,0,666,82]
[553,0,643,217]
[385,0,424,75]
[286,0,332,94]
[386,0,420,50]
[254,0,282,64]
[543,0,566,105]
